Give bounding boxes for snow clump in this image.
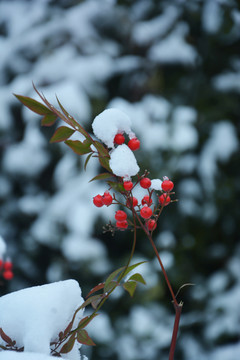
[109,144,139,179]
[150,179,163,191]
[0,236,6,259]
[0,280,84,359]
[92,108,135,148]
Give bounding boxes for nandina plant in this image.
[11,85,188,359]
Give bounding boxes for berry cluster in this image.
[0,259,14,281]
[93,175,175,233]
[114,133,140,151]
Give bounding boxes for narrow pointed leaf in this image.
[78,314,98,330]
[56,96,80,128]
[128,273,146,285]
[123,281,137,297]
[63,320,73,337]
[84,153,93,171]
[50,126,75,143]
[41,113,58,127]
[104,280,119,293]
[86,282,105,298]
[65,140,92,155]
[118,261,147,280]
[81,294,103,309]
[60,334,75,354]
[94,141,109,157]
[89,172,113,182]
[107,181,124,193]
[14,94,52,116]
[0,328,14,346]
[99,156,112,172]
[77,329,96,346]
[104,266,126,293]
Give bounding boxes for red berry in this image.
[140,206,152,219]
[114,133,125,145]
[146,219,157,231]
[161,180,174,192]
[116,220,128,229]
[123,181,133,191]
[159,194,171,206]
[128,138,140,151]
[115,210,127,222]
[102,192,113,206]
[3,270,14,280]
[141,195,153,206]
[140,177,151,189]
[126,196,138,208]
[4,261,12,271]
[93,194,104,207]
[0,259,3,269]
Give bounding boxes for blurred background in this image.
[0,0,239,359]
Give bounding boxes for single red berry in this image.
[146,219,157,231]
[159,194,171,206]
[140,206,152,219]
[123,181,133,191]
[102,192,113,206]
[93,194,104,207]
[116,220,128,229]
[141,195,153,206]
[140,177,151,189]
[3,270,14,280]
[126,196,138,208]
[3,261,12,271]
[115,210,127,222]
[161,179,174,192]
[128,138,140,151]
[114,133,125,145]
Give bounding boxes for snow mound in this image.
[92,108,134,148]
[0,280,84,357]
[109,144,139,179]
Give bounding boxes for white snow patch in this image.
[109,144,139,179]
[0,280,84,357]
[92,108,133,148]
[0,236,7,259]
[150,179,163,191]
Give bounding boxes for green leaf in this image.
[77,329,96,346]
[99,156,112,172]
[41,113,58,127]
[128,273,146,285]
[117,261,147,281]
[104,266,125,293]
[81,294,103,309]
[60,334,75,354]
[123,281,137,297]
[84,153,93,170]
[104,280,119,293]
[65,140,92,155]
[50,126,75,143]
[14,94,52,116]
[107,181,125,193]
[89,172,113,182]
[94,141,109,157]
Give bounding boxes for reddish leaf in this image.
[60,334,75,354]
[99,156,111,172]
[81,294,103,309]
[76,329,96,346]
[104,280,119,293]
[86,282,105,298]
[0,328,14,346]
[84,153,93,170]
[123,281,137,297]
[65,140,92,155]
[78,314,98,330]
[104,267,125,293]
[41,113,58,127]
[50,126,75,143]
[63,320,73,337]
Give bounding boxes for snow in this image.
[0,236,7,259]
[0,280,84,359]
[0,353,54,360]
[92,108,134,148]
[109,144,140,179]
[213,71,240,93]
[150,179,163,191]
[202,0,223,34]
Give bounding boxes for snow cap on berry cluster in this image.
[150,179,163,191]
[109,144,139,178]
[0,236,6,259]
[92,108,135,148]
